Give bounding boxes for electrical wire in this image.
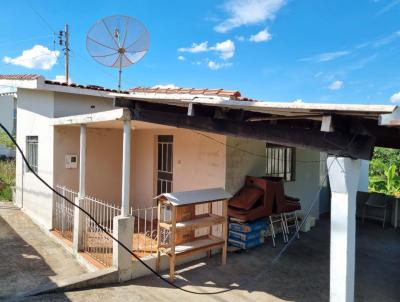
[0,123,236,295]
[0,121,357,296]
[24,0,56,33]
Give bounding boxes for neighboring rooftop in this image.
[130,87,242,99]
[0,74,41,80]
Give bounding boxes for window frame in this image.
[26,136,38,173]
[265,144,296,182]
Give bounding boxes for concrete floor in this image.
[0,202,86,301]
[1,204,399,302]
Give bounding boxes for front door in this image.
[156,135,173,195]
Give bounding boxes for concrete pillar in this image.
[121,120,131,217]
[79,124,87,198]
[113,215,134,281]
[327,156,360,302]
[73,124,86,254]
[112,120,134,281]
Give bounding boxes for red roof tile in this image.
[0,74,41,80]
[129,87,243,99]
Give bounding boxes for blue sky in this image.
[1,0,400,104]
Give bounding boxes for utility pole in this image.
[58,24,70,83]
[65,24,69,84]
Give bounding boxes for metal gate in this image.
[53,185,77,241]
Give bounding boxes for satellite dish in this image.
[86,15,150,91]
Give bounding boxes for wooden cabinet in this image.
[156,188,231,281]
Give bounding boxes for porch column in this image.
[327,156,360,302]
[113,119,134,281]
[121,119,131,217]
[72,124,86,254]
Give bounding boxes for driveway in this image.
[0,202,86,300]
[12,215,400,302]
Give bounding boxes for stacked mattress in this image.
[228,219,267,249]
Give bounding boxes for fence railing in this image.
[53,185,77,242]
[81,195,121,267]
[53,185,161,267]
[130,206,159,258]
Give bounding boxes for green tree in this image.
[369,147,400,196]
[0,130,14,149]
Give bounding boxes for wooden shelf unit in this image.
[156,188,230,281]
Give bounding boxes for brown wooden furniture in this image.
[156,188,231,281]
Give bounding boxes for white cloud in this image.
[301,51,351,63]
[152,84,180,89]
[293,99,304,103]
[236,35,245,41]
[177,55,185,61]
[207,61,232,70]
[328,80,343,91]
[390,91,400,103]
[3,45,59,70]
[249,28,272,42]
[178,42,209,53]
[210,39,235,60]
[215,0,287,33]
[179,39,235,60]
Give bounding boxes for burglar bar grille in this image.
[266,145,295,181]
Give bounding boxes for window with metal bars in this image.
[156,135,173,195]
[265,144,295,181]
[26,136,38,173]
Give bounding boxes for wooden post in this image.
[169,206,177,281]
[156,201,162,272]
[221,199,228,265]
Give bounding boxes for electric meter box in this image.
[65,154,78,169]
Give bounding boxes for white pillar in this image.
[73,124,86,254]
[327,156,360,302]
[79,124,87,198]
[113,120,134,280]
[121,120,131,217]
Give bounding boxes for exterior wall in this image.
[225,137,323,218]
[225,136,266,194]
[15,89,55,229]
[53,92,113,118]
[358,160,370,192]
[53,126,227,210]
[0,95,16,157]
[132,128,227,208]
[53,126,123,203]
[284,148,322,218]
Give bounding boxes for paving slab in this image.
[0,202,86,300]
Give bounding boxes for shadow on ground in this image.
[0,203,85,301]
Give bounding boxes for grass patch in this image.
[0,158,15,202]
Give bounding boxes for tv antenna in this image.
[86,15,150,91]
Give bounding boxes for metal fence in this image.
[130,206,159,258]
[81,195,121,267]
[53,185,78,242]
[53,185,162,267]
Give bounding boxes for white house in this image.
[1,74,394,302]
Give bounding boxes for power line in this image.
[24,0,56,33]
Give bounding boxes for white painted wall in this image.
[0,95,16,157]
[358,160,370,192]
[225,136,266,194]
[285,148,322,218]
[54,92,113,117]
[15,89,55,229]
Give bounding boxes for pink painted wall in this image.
[54,125,227,209]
